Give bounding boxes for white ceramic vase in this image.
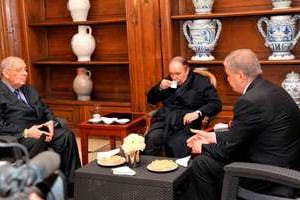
[281,71,300,107]
[67,0,90,21]
[73,67,93,101]
[271,0,292,9]
[71,25,96,61]
[192,0,215,14]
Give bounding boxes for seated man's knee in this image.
[192,155,213,173]
[145,129,163,145]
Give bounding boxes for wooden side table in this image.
[79,112,146,165]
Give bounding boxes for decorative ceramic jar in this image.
[257,15,300,60]
[281,71,300,108]
[71,25,96,61]
[271,0,292,9]
[67,0,90,21]
[192,0,215,14]
[183,19,222,61]
[73,67,93,101]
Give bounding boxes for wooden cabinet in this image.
[16,0,163,129]
[22,0,130,103]
[4,0,300,126]
[159,0,300,111]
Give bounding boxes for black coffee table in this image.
[75,155,192,200]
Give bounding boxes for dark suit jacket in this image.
[147,71,221,157]
[0,81,56,138]
[204,77,300,169]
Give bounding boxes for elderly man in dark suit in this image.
[177,49,300,200]
[0,56,81,197]
[144,56,221,158]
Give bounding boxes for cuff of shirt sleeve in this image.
[23,129,28,138]
[53,120,60,127]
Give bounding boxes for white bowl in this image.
[88,118,102,123]
[115,118,130,124]
[101,117,117,124]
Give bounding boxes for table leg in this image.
[109,137,116,149]
[80,129,89,165]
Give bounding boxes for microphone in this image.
[0,151,60,198]
[27,151,61,185]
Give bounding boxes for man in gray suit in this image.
[177,49,300,199]
[0,56,81,197]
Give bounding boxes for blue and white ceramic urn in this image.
[271,0,292,9]
[192,0,215,14]
[281,71,300,108]
[257,15,300,60]
[183,19,222,61]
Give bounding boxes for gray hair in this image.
[224,49,262,79]
[170,56,189,67]
[0,56,25,74]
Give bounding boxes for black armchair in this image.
[221,162,300,200]
[0,135,23,162]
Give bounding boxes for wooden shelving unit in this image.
[160,0,300,107]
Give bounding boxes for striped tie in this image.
[14,89,28,105]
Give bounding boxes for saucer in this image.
[101,117,117,124]
[88,118,102,123]
[115,118,130,124]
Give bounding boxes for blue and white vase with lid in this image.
[271,0,292,9]
[192,0,215,14]
[281,71,300,108]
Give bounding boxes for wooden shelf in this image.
[188,59,300,65]
[32,58,129,65]
[29,18,127,27]
[171,7,300,20]
[44,98,131,107]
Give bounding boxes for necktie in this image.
[14,89,28,105]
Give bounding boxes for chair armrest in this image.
[221,162,300,200]
[144,109,158,136]
[224,162,300,189]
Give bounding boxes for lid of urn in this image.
[285,71,300,80]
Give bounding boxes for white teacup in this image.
[170,81,178,88]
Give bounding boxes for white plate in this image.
[88,118,102,123]
[101,117,117,124]
[97,155,126,167]
[115,118,130,124]
[146,160,178,173]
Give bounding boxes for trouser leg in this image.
[50,127,81,184]
[166,128,191,158]
[176,155,224,200]
[144,128,164,156]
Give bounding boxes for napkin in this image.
[213,123,229,132]
[112,166,136,176]
[176,155,191,167]
[97,148,120,159]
